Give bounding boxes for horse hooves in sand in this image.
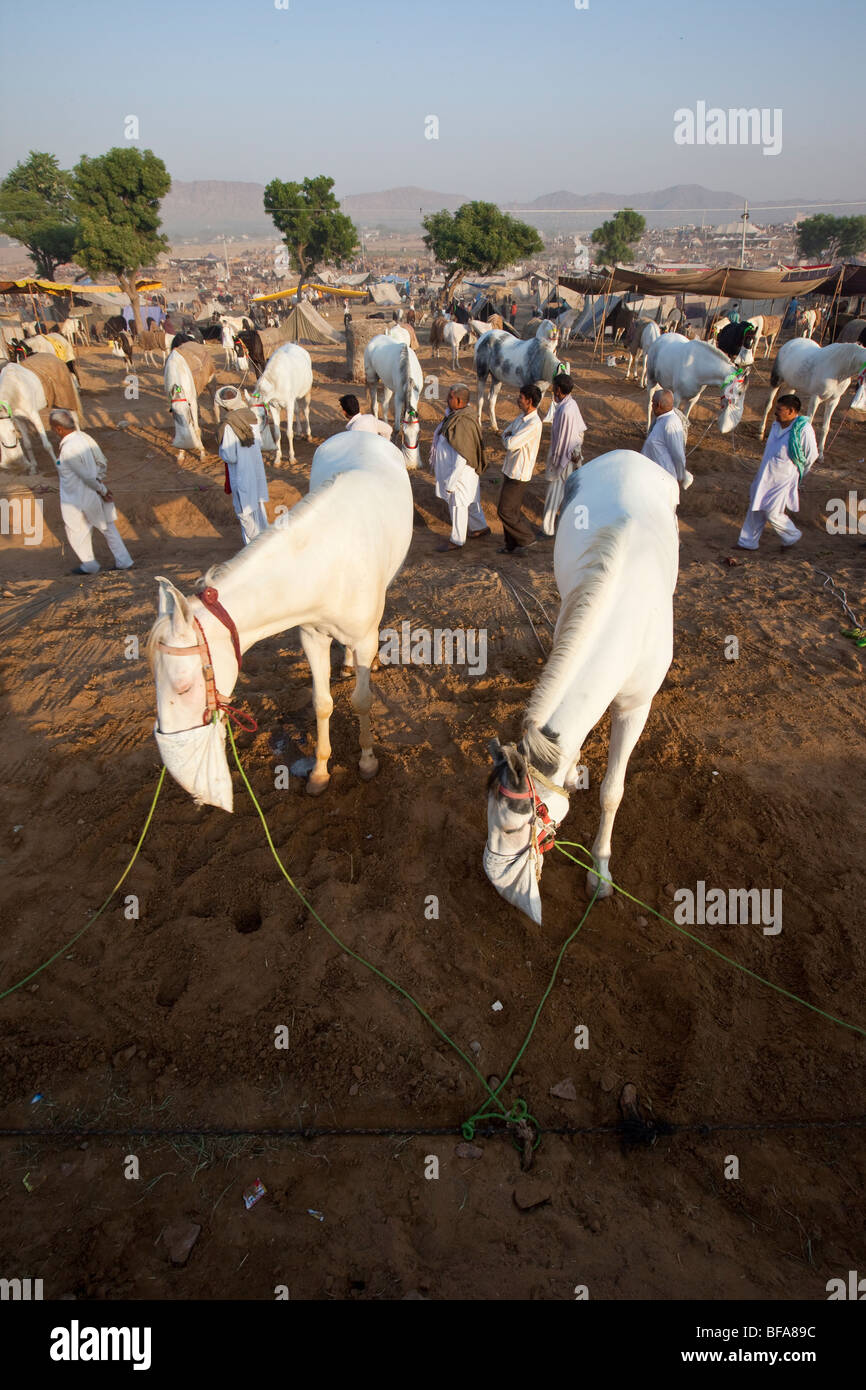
[305,772,331,797]
[359,754,379,781]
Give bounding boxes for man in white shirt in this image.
[216,386,270,545]
[543,374,586,535]
[429,384,489,551]
[737,394,818,550]
[339,393,391,438]
[642,389,693,488]
[497,385,543,553]
[50,410,133,574]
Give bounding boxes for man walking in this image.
[737,394,817,550]
[542,374,586,535]
[50,410,133,575]
[215,386,270,545]
[339,394,391,438]
[497,385,543,554]
[642,389,692,488]
[429,384,490,552]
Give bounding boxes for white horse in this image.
[474,330,569,429]
[384,323,412,347]
[0,405,25,470]
[363,334,422,466]
[484,450,679,923]
[243,342,313,466]
[759,339,866,458]
[644,333,748,433]
[442,320,475,368]
[534,319,560,349]
[797,307,820,339]
[626,320,660,387]
[0,358,83,470]
[164,343,216,458]
[147,430,413,809]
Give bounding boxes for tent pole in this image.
[594,266,615,361]
[822,265,845,345]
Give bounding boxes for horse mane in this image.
[524,523,628,736]
[399,344,410,409]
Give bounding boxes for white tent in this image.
[369,281,402,306]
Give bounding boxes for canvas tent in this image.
[282,301,342,345]
[369,281,403,306]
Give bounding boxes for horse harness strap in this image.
[497,764,566,857]
[158,588,255,730]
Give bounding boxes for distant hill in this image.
[513,184,745,211]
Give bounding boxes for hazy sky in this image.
[1,0,863,205]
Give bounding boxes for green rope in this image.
[0,769,165,1003]
[555,842,866,1039]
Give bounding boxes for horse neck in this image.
[194,506,330,651]
[692,340,731,384]
[830,342,866,376]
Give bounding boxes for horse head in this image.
[244,389,279,451]
[168,382,203,453]
[719,366,749,433]
[148,576,236,812]
[0,404,24,469]
[401,406,420,468]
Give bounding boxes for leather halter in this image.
[157,586,255,730]
[497,765,566,857]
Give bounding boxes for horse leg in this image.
[814,393,837,458]
[271,405,283,466]
[31,411,56,464]
[646,378,657,432]
[488,379,503,431]
[588,700,652,898]
[681,388,705,419]
[350,626,381,782]
[300,627,334,796]
[382,386,395,428]
[367,379,379,417]
[760,383,781,440]
[286,396,297,461]
[303,389,313,441]
[15,419,38,473]
[476,376,486,425]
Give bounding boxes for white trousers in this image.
[542,462,575,536]
[233,496,269,545]
[61,503,133,572]
[738,507,802,550]
[449,493,486,546]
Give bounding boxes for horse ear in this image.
[488,738,506,765]
[155,575,193,628]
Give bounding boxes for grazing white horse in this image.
[626,320,660,387]
[147,430,413,810]
[760,339,866,458]
[164,343,216,457]
[363,334,423,465]
[474,329,569,429]
[644,333,748,433]
[441,320,474,368]
[484,450,679,923]
[244,342,313,466]
[0,359,83,470]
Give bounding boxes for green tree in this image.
[422,201,543,299]
[264,175,358,296]
[72,147,170,331]
[590,208,646,266]
[796,214,866,261]
[0,151,78,280]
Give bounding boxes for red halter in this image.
[498,771,557,854]
[157,587,256,731]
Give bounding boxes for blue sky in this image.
[1,0,863,202]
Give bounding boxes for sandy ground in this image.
[0,315,864,1301]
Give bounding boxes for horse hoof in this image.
[340,665,354,679]
[359,756,379,782]
[305,773,330,797]
[586,870,613,899]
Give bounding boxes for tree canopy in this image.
[264,175,358,292]
[422,202,543,297]
[796,214,866,261]
[0,151,78,280]
[72,147,170,329]
[590,208,646,266]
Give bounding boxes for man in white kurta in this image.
[339,394,391,438]
[50,412,133,574]
[216,388,269,545]
[738,395,818,550]
[642,390,692,488]
[429,385,488,550]
[542,375,586,535]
